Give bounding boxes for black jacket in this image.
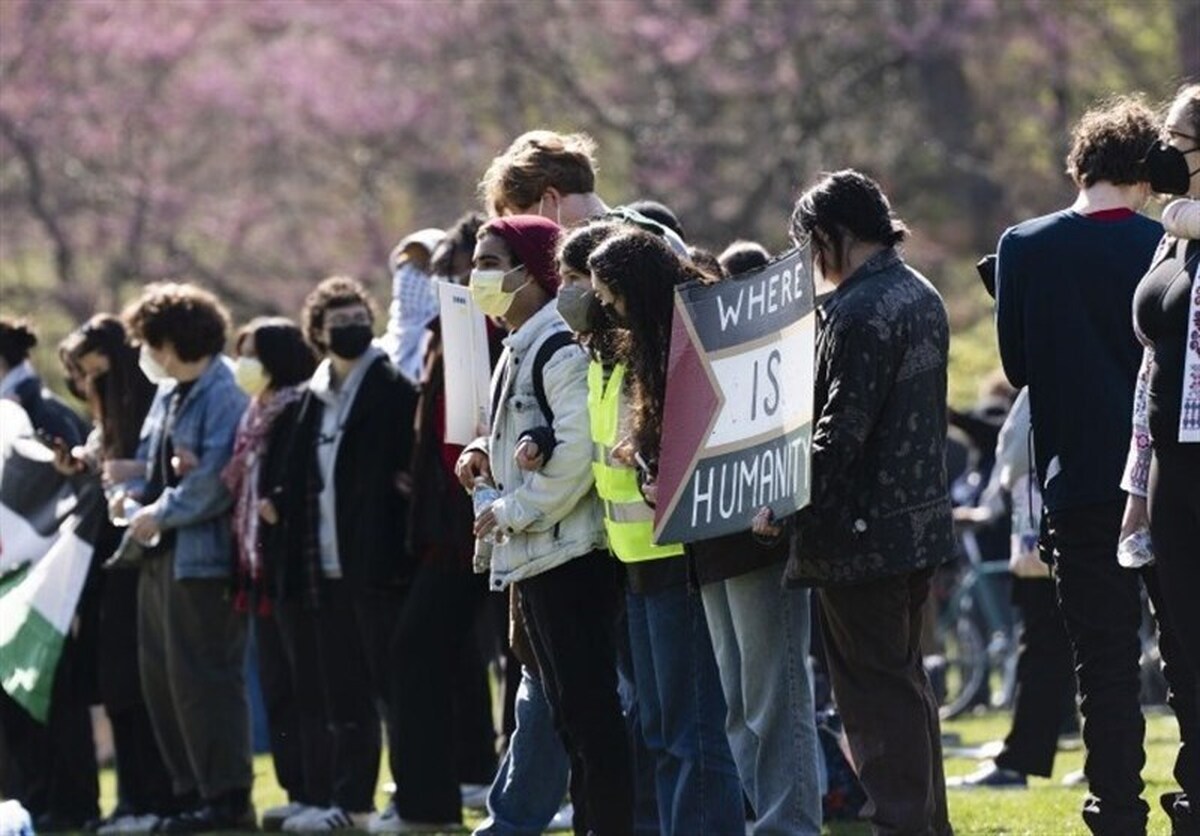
[15,376,88,447]
[785,248,955,587]
[265,355,418,601]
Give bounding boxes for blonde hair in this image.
[478,130,598,217]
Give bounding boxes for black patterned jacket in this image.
[785,248,955,587]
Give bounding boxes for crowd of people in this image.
[0,82,1197,836]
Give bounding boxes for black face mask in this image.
[1144,141,1198,196]
[327,323,373,359]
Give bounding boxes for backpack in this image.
[490,329,576,429]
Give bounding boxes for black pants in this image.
[518,550,633,836]
[109,702,175,815]
[138,553,253,802]
[1048,500,1199,835]
[1150,441,1200,679]
[0,635,99,825]
[392,565,491,822]
[314,581,402,813]
[819,568,952,836]
[260,602,333,807]
[994,578,1077,777]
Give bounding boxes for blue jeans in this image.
[473,667,569,836]
[626,583,745,835]
[701,563,823,835]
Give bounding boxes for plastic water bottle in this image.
[1117,527,1154,569]
[472,477,506,546]
[111,495,162,548]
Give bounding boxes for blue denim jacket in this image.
[140,356,248,580]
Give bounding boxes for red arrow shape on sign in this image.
[655,293,721,543]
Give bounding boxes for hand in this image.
[129,506,162,545]
[394,471,413,497]
[258,498,279,525]
[514,438,544,472]
[109,490,128,522]
[455,449,492,492]
[640,476,659,507]
[751,506,782,539]
[1120,494,1149,542]
[474,507,499,540]
[171,448,198,479]
[51,444,83,476]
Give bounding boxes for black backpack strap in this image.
[531,330,576,427]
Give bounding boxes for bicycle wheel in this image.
[931,612,988,721]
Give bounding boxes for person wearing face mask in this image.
[268,277,417,832]
[455,215,634,836]
[382,227,444,386]
[49,315,174,835]
[219,318,328,831]
[995,96,1187,836]
[1120,83,1200,835]
[121,283,253,833]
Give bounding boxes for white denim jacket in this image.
[466,303,605,591]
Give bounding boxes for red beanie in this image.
[482,215,562,297]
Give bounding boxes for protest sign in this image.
[654,247,815,543]
[438,282,492,445]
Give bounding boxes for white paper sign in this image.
[438,282,492,445]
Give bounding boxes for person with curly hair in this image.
[121,282,253,833]
[996,95,1184,836]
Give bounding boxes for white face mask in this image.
[234,356,269,396]
[138,345,171,384]
[470,265,528,318]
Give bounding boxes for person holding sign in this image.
[762,171,956,836]
[586,228,747,835]
[455,215,633,836]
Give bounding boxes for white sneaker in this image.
[547,803,573,832]
[262,803,312,832]
[294,807,372,832]
[96,813,160,835]
[367,802,399,834]
[459,784,490,812]
[283,806,342,832]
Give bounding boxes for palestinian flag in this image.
[0,400,102,722]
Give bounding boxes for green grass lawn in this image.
[95,709,1181,835]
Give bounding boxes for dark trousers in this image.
[518,550,634,836]
[109,702,175,815]
[819,568,952,836]
[1150,442,1200,682]
[0,635,99,825]
[260,602,333,807]
[138,553,253,801]
[454,624,499,787]
[1048,500,1198,835]
[392,565,492,821]
[312,581,392,813]
[994,578,1077,777]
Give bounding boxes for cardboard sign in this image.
[438,282,492,445]
[654,248,816,543]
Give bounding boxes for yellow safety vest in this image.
[588,360,684,563]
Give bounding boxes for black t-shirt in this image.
[1134,238,1199,445]
[142,379,196,549]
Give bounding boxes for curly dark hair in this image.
[718,240,771,277]
[789,169,909,275]
[0,317,37,367]
[123,282,230,361]
[1065,95,1158,187]
[235,317,317,388]
[587,229,706,469]
[301,275,377,352]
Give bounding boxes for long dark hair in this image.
[68,315,156,460]
[235,317,316,389]
[587,229,706,468]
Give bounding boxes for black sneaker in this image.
[947,761,1028,789]
[1161,792,1199,836]
[157,795,256,833]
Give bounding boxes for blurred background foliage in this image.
[1,0,1195,408]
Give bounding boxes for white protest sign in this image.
[438,282,491,445]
